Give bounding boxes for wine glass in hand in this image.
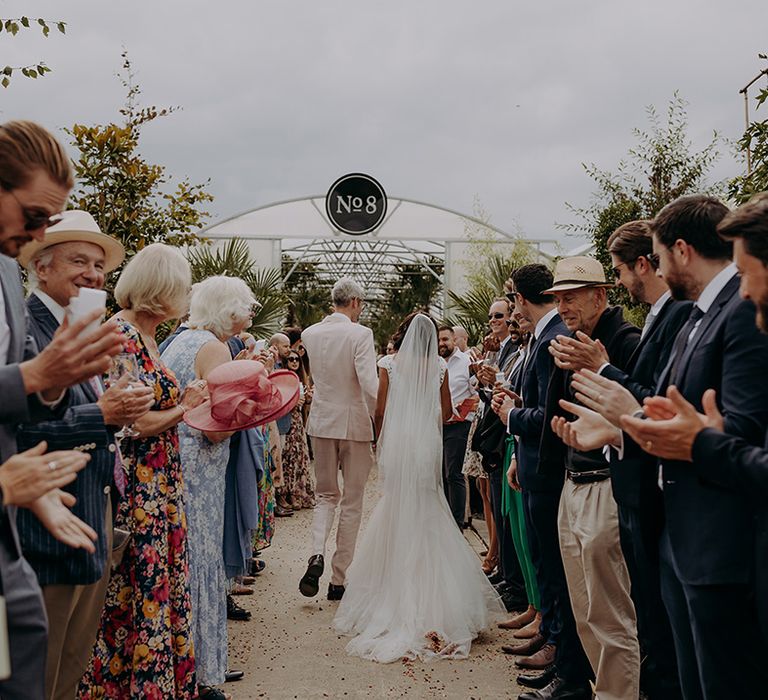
[108,353,140,439]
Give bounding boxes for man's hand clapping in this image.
[98,376,155,427]
[0,442,90,507]
[28,489,97,552]
[20,311,124,397]
[570,370,641,427]
[551,399,622,452]
[549,331,609,372]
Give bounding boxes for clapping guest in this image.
[282,352,315,509]
[15,211,156,700]
[79,243,206,699]
[161,275,256,699]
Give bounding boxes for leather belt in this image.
[566,468,611,484]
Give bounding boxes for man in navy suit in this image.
[615,195,768,698]
[621,194,768,666]
[495,264,593,698]
[14,211,154,700]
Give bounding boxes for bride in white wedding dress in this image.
[333,313,503,663]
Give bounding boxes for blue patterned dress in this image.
[161,329,231,687]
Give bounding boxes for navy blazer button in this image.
[103,486,111,494]
[108,444,116,453]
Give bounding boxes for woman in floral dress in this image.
[78,244,204,700]
[281,352,315,509]
[254,422,276,551]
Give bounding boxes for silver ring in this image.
[47,460,58,472]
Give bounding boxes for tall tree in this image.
[729,54,768,204]
[562,93,720,322]
[68,52,212,278]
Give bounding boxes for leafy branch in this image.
[1,17,66,87]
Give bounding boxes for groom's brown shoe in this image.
[299,554,324,597]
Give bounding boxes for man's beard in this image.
[665,267,695,301]
[438,347,452,358]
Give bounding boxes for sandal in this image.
[230,583,254,596]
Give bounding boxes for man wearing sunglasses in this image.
[0,120,123,700]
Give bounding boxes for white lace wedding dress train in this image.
[333,316,502,663]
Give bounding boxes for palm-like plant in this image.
[187,238,287,338]
[444,250,538,343]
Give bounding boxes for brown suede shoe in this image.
[498,606,537,630]
[515,643,556,670]
[513,613,542,639]
[501,633,545,656]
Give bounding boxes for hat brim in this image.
[183,370,301,432]
[542,281,614,294]
[18,230,126,272]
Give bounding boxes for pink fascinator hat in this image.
[183,360,300,431]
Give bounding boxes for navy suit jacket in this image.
[691,427,768,639]
[16,294,115,586]
[602,298,692,508]
[507,313,566,492]
[657,274,768,586]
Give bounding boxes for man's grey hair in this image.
[26,247,56,289]
[332,277,365,307]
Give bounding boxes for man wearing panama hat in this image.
[15,210,155,700]
[530,256,642,700]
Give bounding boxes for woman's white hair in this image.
[188,275,256,339]
[114,243,191,319]
[332,277,365,307]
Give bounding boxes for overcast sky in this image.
[2,1,766,248]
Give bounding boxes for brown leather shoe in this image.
[498,606,537,630]
[501,633,545,656]
[513,612,542,639]
[515,642,556,670]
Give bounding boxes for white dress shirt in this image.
[445,347,475,420]
[33,289,67,324]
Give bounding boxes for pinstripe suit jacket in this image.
[15,294,115,586]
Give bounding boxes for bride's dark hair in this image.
[391,310,438,350]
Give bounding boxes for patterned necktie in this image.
[666,306,705,387]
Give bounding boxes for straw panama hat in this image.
[18,209,125,272]
[184,360,300,432]
[542,256,614,294]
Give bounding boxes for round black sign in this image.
[325,173,387,236]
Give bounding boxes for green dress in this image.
[501,434,540,609]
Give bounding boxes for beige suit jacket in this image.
[302,313,378,441]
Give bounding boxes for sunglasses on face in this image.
[287,357,300,363]
[488,312,506,320]
[4,187,62,232]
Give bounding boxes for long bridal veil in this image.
[333,314,502,663]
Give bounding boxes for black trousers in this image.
[442,421,470,527]
[488,467,525,598]
[660,529,767,700]
[617,500,681,699]
[522,488,592,685]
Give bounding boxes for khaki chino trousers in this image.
[558,478,640,700]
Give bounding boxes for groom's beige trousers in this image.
[311,437,373,585]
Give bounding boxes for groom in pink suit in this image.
[299,278,379,600]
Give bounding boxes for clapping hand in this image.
[620,387,723,461]
[0,442,90,507]
[180,380,208,411]
[549,332,609,372]
[570,370,641,427]
[551,399,622,452]
[28,489,97,552]
[98,376,155,427]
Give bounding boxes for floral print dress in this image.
[254,424,275,551]
[78,321,196,700]
[282,404,315,509]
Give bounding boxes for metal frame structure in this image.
[199,195,561,312]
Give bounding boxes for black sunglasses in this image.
[4,187,62,231]
[488,312,506,320]
[287,356,300,363]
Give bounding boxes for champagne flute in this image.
[108,353,140,439]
